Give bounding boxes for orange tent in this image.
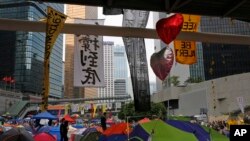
[103,122,131,136]
[138,118,150,124]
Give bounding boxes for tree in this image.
[170,75,180,86]
[185,76,203,83]
[118,102,167,121]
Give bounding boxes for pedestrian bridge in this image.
[3,94,131,118]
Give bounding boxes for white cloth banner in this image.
[236,96,245,113]
[74,19,104,87]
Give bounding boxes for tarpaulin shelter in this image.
[166,120,210,141]
[130,120,197,141]
[32,111,57,120]
[33,132,56,141]
[0,127,34,141]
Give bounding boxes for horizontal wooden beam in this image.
[1,18,250,45]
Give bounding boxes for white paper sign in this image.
[74,34,104,87]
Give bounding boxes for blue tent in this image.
[130,120,197,141]
[98,134,128,141]
[166,120,210,141]
[49,126,61,141]
[32,111,58,120]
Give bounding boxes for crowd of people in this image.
[207,120,229,137]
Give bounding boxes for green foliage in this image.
[168,116,192,121]
[118,102,167,121]
[185,76,203,83]
[170,75,180,86]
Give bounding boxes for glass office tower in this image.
[200,17,250,80]
[113,44,128,97]
[0,0,64,98]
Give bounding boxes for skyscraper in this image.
[0,1,64,98]
[64,5,98,99]
[198,17,250,80]
[113,44,128,98]
[98,41,114,103]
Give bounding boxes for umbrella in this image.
[32,111,57,120]
[0,127,34,141]
[71,114,80,118]
[63,114,75,122]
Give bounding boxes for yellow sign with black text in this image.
[41,7,67,111]
[174,14,200,65]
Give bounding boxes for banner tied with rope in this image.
[41,6,67,111]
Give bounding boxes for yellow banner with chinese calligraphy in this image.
[174,14,200,65]
[41,7,67,111]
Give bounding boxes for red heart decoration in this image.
[150,47,174,81]
[156,14,184,44]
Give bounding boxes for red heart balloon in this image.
[156,14,184,44]
[150,47,174,81]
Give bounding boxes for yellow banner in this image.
[93,104,97,118]
[102,104,107,113]
[174,41,196,64]
[181,14,200,32]
[41,7,67,111]
[174,14,200,65]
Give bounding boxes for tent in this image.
[80,128,101,141]
[0,127,34,141]
[130,120,197,141]
[98,134,128,141]
[98,123,131,141]
[138,118,150,124]
[103,122,131,136]
[32,111,57,120]
[166,120,210,141]
[33,132,56,141]
[36,126,51,134]
[49,126,61,141]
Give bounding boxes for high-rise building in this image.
[98,41,114,103]
[0,1,64,98]
[64,5,98,99]
[189,41,205,81]
[113,44,128,98]
[189,17,250,81]
[199,17,250,80]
